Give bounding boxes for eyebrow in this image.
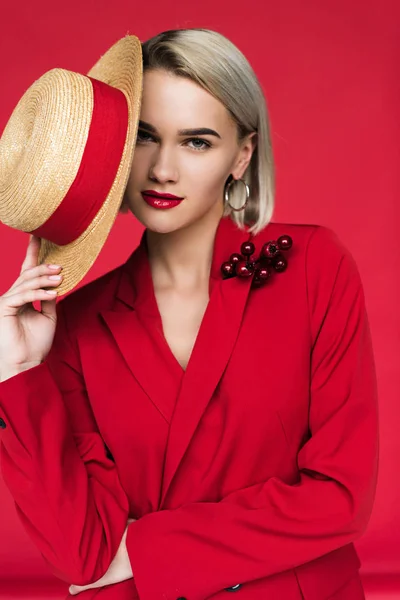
[138,120,222,139]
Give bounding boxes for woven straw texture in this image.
[0,35,143,296]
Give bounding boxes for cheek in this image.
[128,149,147,181]
[127,147,233,206]
[182,154,232,197]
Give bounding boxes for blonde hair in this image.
[124,28,276,234]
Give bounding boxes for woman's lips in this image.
[142,190,183,199]
[141,192,183,209]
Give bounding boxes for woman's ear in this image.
[232,132,258,180]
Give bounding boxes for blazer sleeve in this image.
[125,225,380,600]
[0,297,131,586]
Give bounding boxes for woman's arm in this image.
[122,227,379,600]
[0,298,131,587]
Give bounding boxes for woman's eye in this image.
[137,130,154,142]
[136,131,210,151]
[186,138,211,151]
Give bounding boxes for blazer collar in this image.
[99,216,259,506]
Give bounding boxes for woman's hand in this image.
[69,519,136,595]
[0,235,63,381]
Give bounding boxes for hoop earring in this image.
[224,177,250,212]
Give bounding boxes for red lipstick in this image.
[141,190,184,209]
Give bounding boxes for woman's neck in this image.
[146,206,224,291]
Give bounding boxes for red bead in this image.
[260,241,279,259]
[240,241,255,257]
[278,235,293,251]
[273,255,287,272]
[236,261,254,277]
[257,266,270,280]
[229,253,243,265]
[221,262,235,277]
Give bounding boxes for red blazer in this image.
[0,216,379,600]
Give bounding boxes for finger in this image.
[20,235,41,275]
[69,585,82,595]
[8,264,62,295]
[69,583,97,595]
[0,288,58,316]
[4,271,62,300]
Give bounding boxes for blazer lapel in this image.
[99,309,182,424]
[160,217,254,506]
[99,235,183,424]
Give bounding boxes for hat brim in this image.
[37,35,142,297]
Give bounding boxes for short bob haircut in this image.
[121,28,275,235]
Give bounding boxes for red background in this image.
[0,0,398,594]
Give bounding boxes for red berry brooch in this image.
[221,235,293,288]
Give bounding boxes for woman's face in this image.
[123,68,255,234]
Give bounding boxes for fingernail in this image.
[48,264,61,270]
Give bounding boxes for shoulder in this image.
[257,221,348,255]
[259,221,365,307]
[263,223,368,349]
[260,221,360,275]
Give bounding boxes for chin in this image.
[130,203,192,234]
[146,220,182,235]
[127,194,222,234]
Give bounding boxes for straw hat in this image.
[0,35,142,296]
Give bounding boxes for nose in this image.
[149,145,178,184]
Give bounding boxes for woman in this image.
[0,29,378,600]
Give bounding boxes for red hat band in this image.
[30,76,129,246]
